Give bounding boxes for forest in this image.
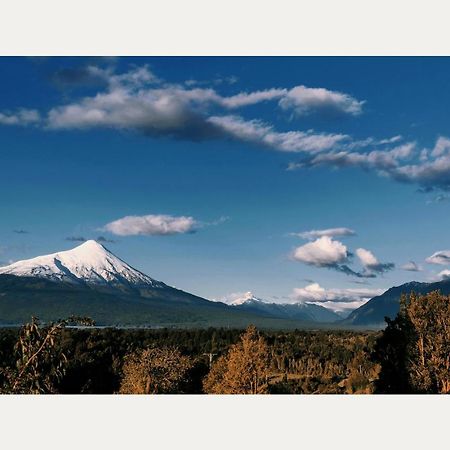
[0,291,448,394]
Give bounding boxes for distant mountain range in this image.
[0,241,337,328]
[1,240,449,328]
[227,292,341,323]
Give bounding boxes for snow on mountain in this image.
[227,291,263,306]
[0,240,165,289]
[221,290,341,322]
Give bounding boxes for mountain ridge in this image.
[343,278,450,326]
[226,291,341,323]
[0,242,340,328]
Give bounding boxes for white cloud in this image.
[291,238,393,278]
[44,69,349,153]
[401,261,422,272]
[291,227,355,240]
[279,85,364,116]
[292,236,348,267]
[356,247,394,274]
[208,115,348,153]
[356,248,378,267]
[426,250,450,265]
[220,89,286,108]
[288,136,450,191]
[430,136,450,157]
[7,63,450,193]
[0,109,40,126]
[46,86,221,139]
[104,214,198,236]
[379,135,403,145]
[290,142,416,172]
[109,65,160,88]
[392,153,450,191]
[0,64,360,155]
[291,282,384,312]
[437,269,450,280]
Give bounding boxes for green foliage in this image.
[0,274,343,329]
[0,316,93,394]
[372,314,412,393]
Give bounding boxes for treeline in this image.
[0,291,448,394]
[0,325,377,394]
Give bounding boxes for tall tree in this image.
[407,291,450,393]
[374,291,450,394]
[203,325,270,394]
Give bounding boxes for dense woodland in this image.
[0,291,448,394]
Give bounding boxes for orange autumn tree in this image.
[375,290,450,394]
[119,347,192,394]
[203,325,270,394]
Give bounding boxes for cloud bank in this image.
[3,62,450,192]
[289,138,450,192]
[291,282,384,312]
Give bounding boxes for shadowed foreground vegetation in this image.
[0,291,448,394]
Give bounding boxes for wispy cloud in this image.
[289,137,450,192]
[65,236,86,242]
[208,115,347,153]
[0,109,40,126]
[96,236,116,244]
[426,193,450,204]
[290,227,356,240]
[288,142,416,172]
[4,62,450,192]
[0,64,358,153]
[65,235,116,244]
[201,216,230,227]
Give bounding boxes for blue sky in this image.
[1,57,450,311]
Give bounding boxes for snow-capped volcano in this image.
[225,291,264,306]
[0,240,165,289]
